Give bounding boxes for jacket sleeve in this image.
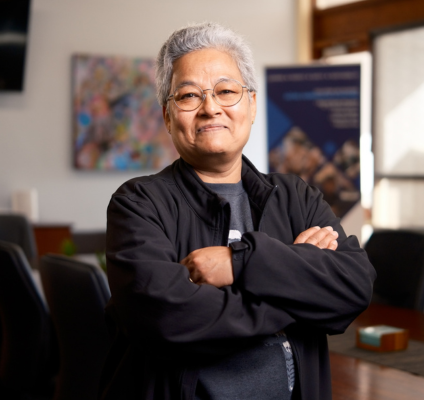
[106,191,296,358]
[234,180,376,335]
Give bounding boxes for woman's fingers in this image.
[294,226,338,250]
[293,226,321,244]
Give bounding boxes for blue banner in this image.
[266,64,361,218]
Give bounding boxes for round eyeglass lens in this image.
[214,79,243,106]
[173,85,203,111]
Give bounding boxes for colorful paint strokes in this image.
[72,54,178,170]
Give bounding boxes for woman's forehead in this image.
[171,49,243,88]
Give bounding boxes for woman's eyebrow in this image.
[175,80,197,88]
[175,77,233,89]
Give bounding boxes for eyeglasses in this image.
[167,78,250,111]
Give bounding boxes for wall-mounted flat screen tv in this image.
[0,0,31,92]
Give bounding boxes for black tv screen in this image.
[0,0,31,92]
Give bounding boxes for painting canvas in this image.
[72,54,178,170]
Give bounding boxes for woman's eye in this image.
[180,92,200,100]
[217,89,235,95]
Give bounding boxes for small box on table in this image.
[356,325,409,352]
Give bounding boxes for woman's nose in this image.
[199,89,220,114]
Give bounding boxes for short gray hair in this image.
[155,22,258,107]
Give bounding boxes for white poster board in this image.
[372,24,424,229]
[374,25,424,177]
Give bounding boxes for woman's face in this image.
[163,48,256,171]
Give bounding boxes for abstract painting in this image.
[72,53,178,170]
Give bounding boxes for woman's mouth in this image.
[196,124,227,133]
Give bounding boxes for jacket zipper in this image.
[285,332,302,399]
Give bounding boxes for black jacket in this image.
[99,156,376,400]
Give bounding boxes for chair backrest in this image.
[71,230,106,255]
[0,240,57,396]
[0,213,38,268]
[40,255,111,400]
[364,229,424,311]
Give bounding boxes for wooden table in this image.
[331,352,424,400]
[330,303,424,399]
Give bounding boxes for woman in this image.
[100,22,375,400]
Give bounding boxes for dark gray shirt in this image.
[195,181,294,400]
[206,181,253,245]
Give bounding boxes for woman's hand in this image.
[294,226,338,250]
[181,246,233,287]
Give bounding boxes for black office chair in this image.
[40,255,111,400]
[364,229,424,311]
[0,241,57,399]
[71,230,106,255]
[0,213,38,268]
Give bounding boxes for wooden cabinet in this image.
[33,223,72,257]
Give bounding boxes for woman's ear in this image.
[163,106,171,133]
[249,92,257,123]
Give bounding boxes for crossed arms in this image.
[182,226,339,287]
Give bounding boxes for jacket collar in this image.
[171,156,275,228]
[240,155,275,211]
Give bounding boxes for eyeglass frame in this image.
[166,78,251,112]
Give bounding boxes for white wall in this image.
[0,0,296,231]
